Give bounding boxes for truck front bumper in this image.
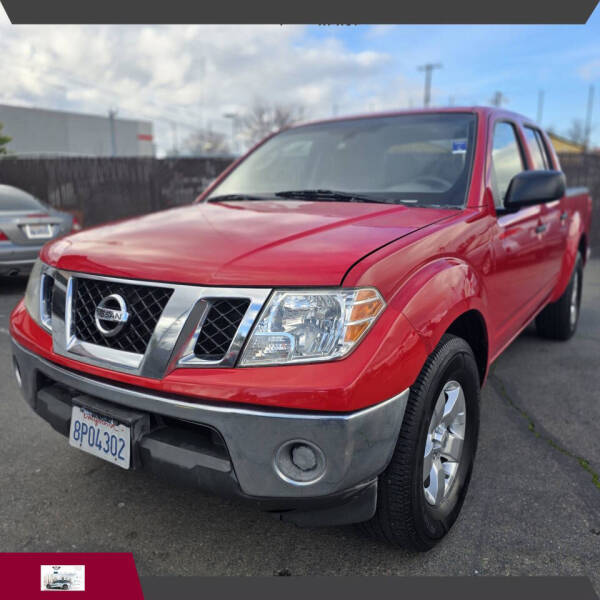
[11,339,409,525]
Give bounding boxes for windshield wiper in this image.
[207,194,270,203]
[274,189,390,204]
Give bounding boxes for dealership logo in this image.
[94,294,129,337]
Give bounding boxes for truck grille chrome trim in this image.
[43,266,271,378]
[73,277,173,353]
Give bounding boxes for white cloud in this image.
[578,58,600,81]
[0,25,403,153]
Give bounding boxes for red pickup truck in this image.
[10,107,592,550]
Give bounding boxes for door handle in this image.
[535,224,547,234]
[560,211,569,222]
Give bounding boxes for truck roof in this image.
[290,106,535,130]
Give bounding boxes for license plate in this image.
[23,224,53,239]
[69,406,131,469]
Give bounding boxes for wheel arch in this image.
[397,258,490,386]
[445,310,488,385]
[578,233,588,265]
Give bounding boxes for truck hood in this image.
[41,200,451,286]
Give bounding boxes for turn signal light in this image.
[344,289,385,343]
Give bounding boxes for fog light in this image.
[291,444,317,471]
[274,440,326,485]
[13,360,22,388]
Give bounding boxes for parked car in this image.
[0,184,80,277]
[10,107,592,550]
[46,579,71,590]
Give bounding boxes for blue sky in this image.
[0,8,599,152]
[305,14,600,145]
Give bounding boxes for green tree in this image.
[0,122,11,155]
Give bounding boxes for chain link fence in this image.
[0,153,597,248]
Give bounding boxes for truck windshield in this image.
[207,113,477,208]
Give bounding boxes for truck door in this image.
[487,121,550,348]
[522,126,566,288]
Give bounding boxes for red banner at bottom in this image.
[0,553,143,599]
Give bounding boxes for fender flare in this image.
[396,257,489,356]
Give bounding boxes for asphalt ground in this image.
[0,262,598,587]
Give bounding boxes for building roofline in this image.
[0,101,152,127]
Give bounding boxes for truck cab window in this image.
[490,122,525,209]
[524,126,549,169]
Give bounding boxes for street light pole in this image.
[537,90,545,125]
[418,63,442,108]
[223,112,238,156]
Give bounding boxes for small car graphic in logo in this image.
[94,293,129,337]
[46,578,71,591]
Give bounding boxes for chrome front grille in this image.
[194,298,251,361]
[42,268,271,378]
[72,277,173,354]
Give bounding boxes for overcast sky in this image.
[1,6,599,154]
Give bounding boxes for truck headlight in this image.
[24,258,44,327]
[24,258,53,331]
[239,288,385,366]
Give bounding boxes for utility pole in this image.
[417,63,442,108]
[490,91,507,107]
[584,84,595,151]
[537,90,545,124]
[108,109,118,156]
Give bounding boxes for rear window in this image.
[0,186,45,211]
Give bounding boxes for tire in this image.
[361,334,480,550]
[535,253,583,341]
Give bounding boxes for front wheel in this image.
[535,253,583,341]
[361,334,480,550]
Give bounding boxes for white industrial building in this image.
[0,103,155,157]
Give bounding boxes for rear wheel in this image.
[362,334,480,550]
[535,253,583,341]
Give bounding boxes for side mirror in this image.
[504,170,566,211]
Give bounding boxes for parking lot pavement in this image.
[0,262,599,588]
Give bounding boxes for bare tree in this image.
[239,101,305,146]
[566,119,586,145]
[175,128,231,157]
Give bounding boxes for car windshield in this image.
[207,113,477,208]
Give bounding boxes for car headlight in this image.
[239,288,385,366]
[24,258,53,331]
